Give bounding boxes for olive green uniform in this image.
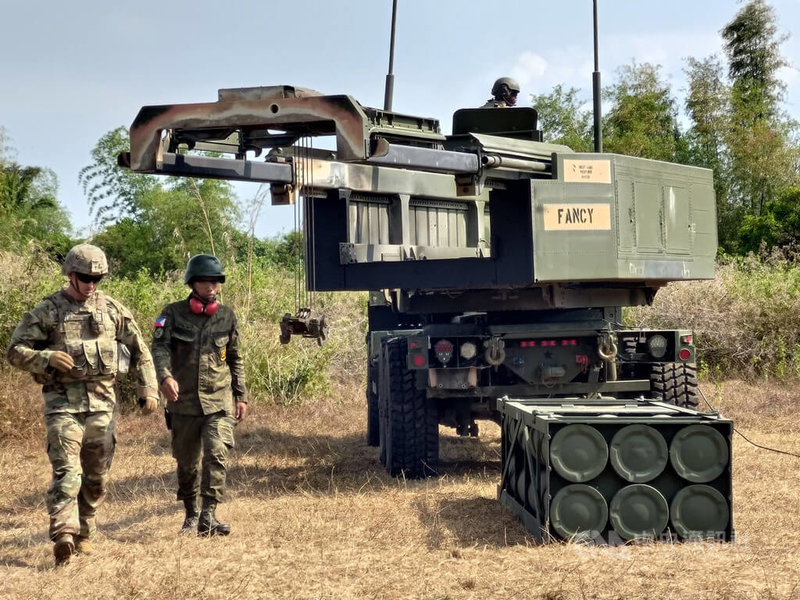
[151,297,246,503]
[6,289,158,541]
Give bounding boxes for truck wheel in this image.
[381,337,439,478]
[650,363,699,409]
[366,363,380,447]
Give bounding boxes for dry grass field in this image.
[1,373,800,600]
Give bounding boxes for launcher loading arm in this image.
[117,85,561,202]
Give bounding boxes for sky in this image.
[2,0,799,239]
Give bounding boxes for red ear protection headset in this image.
[189,296,219,316]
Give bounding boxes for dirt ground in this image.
[1,378,799,600]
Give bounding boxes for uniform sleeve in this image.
[6,302,56,374]
[226,312,247,403]
[110,300,159,398]
[150,305,174,386]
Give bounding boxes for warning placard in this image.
[563,159,612,184]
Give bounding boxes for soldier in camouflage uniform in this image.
[482,76,520,107]
[6,244,159,567]
[151,254,247,537]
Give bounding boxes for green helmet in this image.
[62,244,109,276]
[184,254,226,284]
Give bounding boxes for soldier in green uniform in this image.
[482,76,520,107]
[151,254,247,537]
[6,244,159,567]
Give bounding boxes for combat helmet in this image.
[492,77,519,104]
[184,254,226,285]
[61,244,108,276]
[492,77,520,98]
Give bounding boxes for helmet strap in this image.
[67,274,91,301]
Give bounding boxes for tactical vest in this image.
[43,291,121,382]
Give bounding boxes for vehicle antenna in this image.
[592,0,603,152]
[384,0,398,111]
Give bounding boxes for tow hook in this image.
[597,333,618,381]
[485,336,506,366]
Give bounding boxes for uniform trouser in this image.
[170,412,236,503]
[45,411,115,541]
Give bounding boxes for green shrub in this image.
[1,246,368,406]
[627,248,800,380]
[0,247,62,350]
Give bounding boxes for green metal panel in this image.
[532,154,717,283]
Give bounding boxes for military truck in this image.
[121,84,732,542]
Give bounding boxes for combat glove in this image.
[48,351,74,373]
[138,396,159,415]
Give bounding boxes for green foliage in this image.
[720,0,799,234]
[0,163,72,255]
[79,127,158,226]
[722,0,787,123]
[603,62,682,162]
[0,249,63,351]
[737,186,800,253]
[683,56,737,249]
[628,249,800,380]
[84,128,241,278]
[531,85,593,151]
[1,244,367,406]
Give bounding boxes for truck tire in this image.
[650,363,699,409]
[379,337,439,478]
[366,363,380,447]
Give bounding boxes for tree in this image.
[0,162,72,252]
[683,56,738,250]
[721,0,799,223]
[78,127,158,226]
[82,127,241,276]
[531,85,593,151]
[602,62,683,162]
[0,126,13,166]
[737,186,800,253]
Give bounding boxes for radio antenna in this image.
[592,0,603,152]
[384,0,398,111]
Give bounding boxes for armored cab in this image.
[121,84,730,542]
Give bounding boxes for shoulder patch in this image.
[154,317,167,328]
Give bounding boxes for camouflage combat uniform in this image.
[7,289,158,542]
[150,297,246,503]
[481,99,512,108]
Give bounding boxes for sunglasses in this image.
[76,273,104,284]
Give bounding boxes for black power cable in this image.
[699,387,800,459]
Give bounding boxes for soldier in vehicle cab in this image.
[482,77,520,108]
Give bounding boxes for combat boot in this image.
[75,536,95,555]
[197,498,230,537]
[53,533,75,567]
[181,496,199,534]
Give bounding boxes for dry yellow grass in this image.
[2,374,800,600]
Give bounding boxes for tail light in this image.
[434,339,454,365]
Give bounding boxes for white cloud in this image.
[511,52,549,88]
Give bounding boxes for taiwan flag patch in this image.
[154,317,167,328]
